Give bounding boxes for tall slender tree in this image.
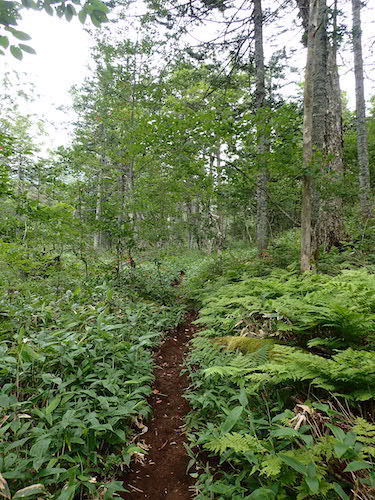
[300,0,328,272]
[319,0,345,250]
[352,0,372,219]
[254,0,268,254]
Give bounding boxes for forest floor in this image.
[121,311,198,499]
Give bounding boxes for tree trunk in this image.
[300,0,328,272]
[352,0,372,219]
[93,167,102,251]
[318,4,345,250]
[253,0,268,254]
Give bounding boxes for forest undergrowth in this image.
[0,231,374,499]
[0,256,187,499]
[181,236,375,499]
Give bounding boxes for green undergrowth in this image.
[0,259,185,499]
[184,250,375,499]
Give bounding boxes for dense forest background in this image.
[0,0,374,499]
[1,0,373,270]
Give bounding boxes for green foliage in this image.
[247,346,375,401]
[186,254,375,500]
[204,432,266,454]
[115,260,183,305]
[195,267,375,346]
[0,0,109,58]
[0,263,184,497]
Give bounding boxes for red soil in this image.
[121,312,198,499]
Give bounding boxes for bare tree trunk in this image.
[254,0,268,254]
[352,0,372,219]
[319,4,345,250]
[300,0,328,272]
[93,167,102,251]
[300,8,314,272]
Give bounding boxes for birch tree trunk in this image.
[352,0,372,219]
[254,0,268,255]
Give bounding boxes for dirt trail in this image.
[121,312,198,499]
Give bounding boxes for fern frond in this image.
[203,344,274,379]
[204,365,247,378]
[352,417,375,458]
[259,455,283,477]
[204,432,266,454]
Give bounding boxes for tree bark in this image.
[300,0,328,272]
[254,0,268,254]
[352,0,372,219]
[93,167,102,251]
[319,3,345,250]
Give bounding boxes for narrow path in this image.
[122,311,198,499]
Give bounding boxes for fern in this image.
[204,344,274,379]
[352,418,375,457]
[259,455,283,477]
[204,432,266,454]
[247,346,375,401]
[197,268,375,344]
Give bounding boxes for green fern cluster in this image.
[186,256,375,500]
[204,432,267,454]
[247,346,375,401]
[204,345,273,378]
[197,269,375,345]
[352,418,375,457]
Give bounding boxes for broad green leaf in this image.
[210,482,235,494]
[56,484,77,500]
[46,395,61,415]
[8,29,32,41]
[305,477,319,494]
[19,344,43,362]
[44,5,53,15]
[344,461,371,472]
[90,0,109,12]
[327,424,346,442]
[249,488,276,500]
[10,46,23,60]
[30,438,51,458]
[19,44,36,55]
[89,12,101,27]
[21,0,37,7]
[334,442,350,459]
[65,5,75,21]
[270,427,300,438]
[0,37,9,49]
[78,11,87,23]
[101,481,127,500]
[5,437,30,452]
[221,405,243,433]
[279,455,307,475]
